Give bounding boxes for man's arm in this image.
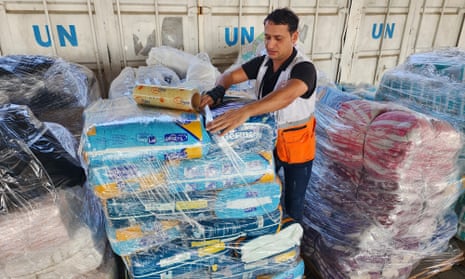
[199,67,249,108]
[206,78,308,136]
[217,66,249,89]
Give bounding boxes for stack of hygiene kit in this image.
[302,86,463,278]
[81,52,305,278]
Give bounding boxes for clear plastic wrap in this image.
[136,64,181,87]
[1,184,116,278]
[208,98,277,154]
[146,46,197,79]
[376,48,465,172]
[403,48,465,82]
[0,55,101,137]
[108,67,137,99]
[146,46,219,81]
[80,96,211,167]
[0,55,116,278]
[80,95,305,278]
[109,65,182,100]
[110,48,220,114]
[302,85,464,279]
[337,82,378,100]
[0,136,114,277]
[185,53,220,93]
[0,106,115,277]
[0,104,85,192]
[0,135,55,214]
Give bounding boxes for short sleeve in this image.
[290,62,317,99]
[241,55,266,79]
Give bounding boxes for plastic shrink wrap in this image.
[0,104,85,196]
[1,186,115,278]
[145,45,220,93]
[81,79,305,277]
[110,46,221,100]
[376,48,465,174]
[0,111,115,278]
[0,55,101,138]
[81,96,211,167]
[108,65,182,99]
[302,86,464,279]
[0,55,118,278]
[375,48,465,247]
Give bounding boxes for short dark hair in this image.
[264,8,299,33]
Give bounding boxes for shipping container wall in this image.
[0,0,110,91]
[339,0,465,84]
[199,0,349,83]
[108,0,198,67]
[1,0,465,94]
[0,0,198,94]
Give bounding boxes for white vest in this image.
[255,50,316,129]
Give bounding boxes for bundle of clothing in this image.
[0,104,86,202]
[302,86,463,279]
[0,55,116,278]
[0,55,100,138]
[0,161,112,278]
[376,48,465,250]
[376,48,465,172]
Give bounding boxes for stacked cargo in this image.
[81,49,305,278]
[375,48,465,243]
[376,48,465,173]
[302,86,463,278]
[0,55,115,278]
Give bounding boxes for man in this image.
[200,8,317,224]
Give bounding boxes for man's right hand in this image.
[199,94,214,108]
[200,85,226,108]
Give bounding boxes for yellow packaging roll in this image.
[133,84,200,112]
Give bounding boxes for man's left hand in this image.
[206,108,250,136]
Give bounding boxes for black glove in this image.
[205,85,226,105]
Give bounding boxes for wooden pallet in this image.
[301,238,465,279]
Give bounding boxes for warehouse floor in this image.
[432,265,465,279]
[431,239,465,279]
[304,237,465,279]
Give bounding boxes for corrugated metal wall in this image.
[1,0,464,94]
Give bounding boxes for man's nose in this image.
[266,39,276,48]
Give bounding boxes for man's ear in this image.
[291,31,299,44]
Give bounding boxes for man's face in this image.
[264,20,298,64]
